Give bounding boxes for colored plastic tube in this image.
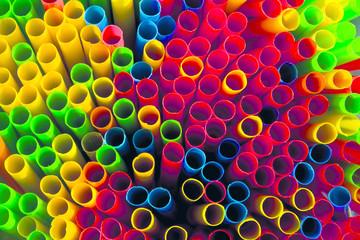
[111,0,135,47]
[89,45,113,79]
[41,71,68,96]
[0,206,21,237]
[252,194,283,219]
[180,56,203,82]
[50,217,80,240]
[124,229,150,240]
[201,161,224,183]
[96,145,127,174]
[189,203,225,227]
[159,120,182,145]
[68,84,95,115]
[113,72,137,103]
[156,16,175,45]
[28,231,52,240]
[275,211,300,235]
[308,144,332,164]
[296,51,337,76]
[159,142,184,187]
[60,161,85,190]
[132,152,155,188]
[288,188,315,212]
[165,226,187,240]
[0,38,17,74]
[300,217,322,239]
[204,118,226,150]
[138,105,161,137]
[17,216,48,238]
[262,122,290,146]
[0,0,12,19]
[320,222,341,240]
[0,113,18,152]
[30,114,60,146]
[96,189,129,218]
[16,135,40,170]
[248,165,275,188]
[165,38,189,64]
[63,0,86,32]
[84,5,108,31]
[12,42,37,67]
[102,25,124,53]
[209,230,232,240]
[46,91,72,130]
[43,8,65,46]
[181,178,204,202]
[159,60,180,95]
[161,93,184,123]
[139,0,161,22]
[229,54,259,78]
[236,95,262,120]
[126,186,149,207]
[130,61,153,83]
[113,98,139,135]
[41,0,64,10]
[80,25,102,59]
[76,207,102,229]
[0,86,19,115]
[131,208,158,233]
[52,133,86,166]
[65,108,93,140]
[71,183,98,208]
[204,181,226,203]
[293,162,315,185]
[148,187,174,214]
[136,20,158,60]
[245,66,279,97]
[221,70,247,99]
[81,132,104,161]
[47,197,79,221]
[36,147,62,177]
[9,106,32,136]
[304,122,338,144]
[195,75,220,104]
[56,23,86,70]
[11,0,38,30]
[83,161,108,190]
[271,175,298,198]
[241,135,273,158]
[217,138,240,162]
[108,171,132,196]
[188,101,212,127]
[183,148,206,176]
[183,0,203,14]
[92,77,116,109]
[0,18,26,47]
[104,127,129,157]
[203,49,229,77]
[80,227,101,240]
[173,10,199,43]
[324,69,352,90]
[0,184,20,214]
[40,175,70,200]
[219,35,245,63]
[70,63,94,91]
[197,8,226,43]
[17,62,44,96]
[173,76,196,109]
[185,125,206,150]
[143,39,165,71]
[100,218,127,239]
[136,78,159,109]
[328,186,351,208]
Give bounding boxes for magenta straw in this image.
[113,72,137,104]
[162,92,185,122]
[80,227,101,240]
[188,37,211,62]
[202,49,229,77]
[297,94,329,117]
[280,0,304,8]
[196,8,227,43]
[185,125,206,150]
[204,181,226,203]
[227,54,259,77]
[96,189,128,217]
[280,37,317,64]
[321,222,341,240]
[76,207,102,229]
[330,140,360,164]
[218,12,247,43]
[159,60,180,95]
[271,175,298,198]
[136,78,159,109]
[312,198,334,223]
[212,100,236,124]
[108,172,133,197]
[248,165,276,188]
[101,218,126,240]
[245,66,280,97]
[236,94,262,119]
[188,101,213,127]
[173,10,199,43]
[173,76,196,108]
[195,75,220,104]
[261,85,294,108]
[165,38,189,64]
[316,163,344,188]
[278,140,309,162]
[273,32,295,52]
[248,45,281,67]
[279,106,310,129]
[204,118,226,150]
[263,121,290,146]
[240,0,282,19]
[241,135,273,158]
[160,142,185,187]
[228,152,258,179]
[266,155,294,176]
[219,35,246,63]
[203,0,227,15]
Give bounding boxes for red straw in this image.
[96,189,128,217]
[265,155,294,176]
[278,106,310,129]
[245,66,280,97]
[185,125,206,150]
[173,76,196,108]
[124,229,151,240]
[227,54,259,78]
[241,135,273,158]
[113,72,137,104]
[296,94,329,117]
[188,101,213,127]
[76,207,102,229]
[159,60,180,95]
[203,0,228,15]
[204,118,226,150]
[312,199,334,223]
[204,181,226,203]
[239,0,282,19]
[228,152,258,179]
[218,12,247,43]
[202,49,229,77]
[236,94,262,119]
[263,121,290,145]
[280,0,304,9]
[280,37,317,64]
[195,75,220,104]
[173,10,199,43]
[248,165,276,188]
[261,85,294,108]
[136,78,159,109]
[271,175,298,198]
[219,35,246,63]
[248,45,281,67]
[212,100,236,123]
[165,38,189,64]
[101,218,127,240]
[277,140,309,162]
[196,8,227,43]
[188,37,211,62]
[102,25,124,53]
[80,227,101,240]
[162,92,185,122]
[108,172,133,197]
[320,222,341,240]
[42,0,64,11]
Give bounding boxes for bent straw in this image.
[36,147,62,177]
[96,145,127,174]
[111,47,134,74]
[40,175,70,200]
[47,197,79,221]
[0,38,17,73]
[89,45,113,79]
[113,98,139,134]
[80,25,102,59]
[30,114,60,146]
[9,106,32,136]
[104,128,129,157]
[132,152,155,188]
[52,133,86,166]
[81,132,104,161]
[63,0,86,32]
[68,84,95,115]
[19,192,50,222]
[0,18,26,47]
[50,217,81,240]
[84,5,108,31]
[183,148,206,176]
[65,108,94,140]
[173,10,199,43]
[41,72,68,96]
[60,161,86,190]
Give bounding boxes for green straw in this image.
[331,37,360,66]
[36,147,62,177]
[11,42,37,67]
[30,114,60,146]
[0,112,17,153]
[96,145,127,174]
[11,0,38,30]
[46,91,72,131]
[81,132,104,161]
[343,0,360,21]
[325,22,356,43]
[0,206,21,237]
[27,230,52,240]
[70,63,94,91]
[0,183,21,213]
[111,47,134,75]
[65,108,94,141]
[9,106,32,136]
[89,0,112,24]
[16,135,40,172]
[293,5,323,39]
[113,98,139,135]
[296,51,337,76]
[19,193,51,223]
[160,120,182,144]
[0,0,13,19]
[327,93,360,114]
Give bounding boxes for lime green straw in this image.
[11,0,38,30]
[11,42,37,67]
[327,93,360,114]
[65,108,94,140]
[0,112,17,153]
[325,22,356,43]
[343,0,360,21]
[16,135,40,172]
[0,206,21,237]
[0,0,13,19]
[70,63,94,91]
[0,183,21,213]
[160,120,182,145]
[9,106,32,136]
[331,37,360,66]
[293,5,323,39]
[112,47,134,75]
[296,51,337,76]
[96,145,127,174]
[46,91,72,131]
[27,230,52,240]
[30,114,60,146]
[345,165,360,188]
[113,98,139,135]
[36,147,62,177]
[19,193,51,223]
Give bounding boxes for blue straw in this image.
[183,148,206,176]
[148,187,174,214]
[300,217,322,239]
[224,202,248,224]
[292,162,315,185]
[139,0,161,23]
[136,20,158,60]
[328,186,351,208]
[201,161,224,183]
[84,5,108,31]
[278,62,298,84]
[130,61,153,84]
[104,127,129,157]
[132,129,155,155]
[126,186,149,207]
[258,106,279,125]
[183,0,203,14]
[226,181,250,203]
[217,138,240,162]
[308,144,332,164]
[156,16,176,46]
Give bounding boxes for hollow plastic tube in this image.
[56,23,86,70]
[228,152,258,180]
[328,186,351,208]
[292,162,315,185]
[248,165,276,188]
[112,100,139,136]
[46,91,71,130]
[197,8,226,43]
[173,76,196,109]
[300,217,322,240]
[47,197,79,221]
[136,78,159,109]
[148,187,174,214]
[124,229,150,240]
[104,127,129,157]
[263,122,290,146]
[189,203,225,227]
[11,0,38,30]
[185,125,206,150]
[278,140,309,162]
[327,93,360,114]
[236,217,261,240]
[240,0,282,19]
[271,175,298,198]
[80,25,102,59]
[219,35,245,64]
[262,85,294,109]
[96,145,127,174]
[101,25,124,54]
[139,0,161,23]
[71,183,98,208]
[70,63,94,92]
[81,132,103,161]
[308,144,332,164]
[159,142,184,187]
[96,189,129,218]
[159,60,180,94]
[225,181,249,203]
[84,5,108,31]
[294,5,323,37]
[183,0,204,13]
[76,207,102,229]
[188,101,212,127]
[252,194,283,219]
[131,208,158,233]
[41,71,68,96]
[17,216,48,238]
[43,8,65,46]
[108,171,133,197]
[183,148,206,176]
[245,66,280,97]
[12,42,37,67]
[236,95,261,121]
[132,152,155,188]
[110,0,135,47]
[267,155,294,176]
[136,20,158,60]
[0,113,18,153]
[100,218,127,239]
[165,38,189,64]
[275,211,300,235]
[195,75,220,104]
[143,39,165,72]
[220,70,247,99]
[204,118,226,150]
[0,205,21,237]
[228,54,259,78]
[201,161,224,183]
[16,135,40,169]
[323,69,352,90]
[241,135,273,158]
[50,217,81,240]
[304,122,338,144]
[0,183,21,216]
[217,138,240,162]
[41,0,64,10]
[28,230,52,240]
[17,62,44,96]
[0,18,26,47]
[156,16,175,46]
[181,178,204,203]
[289,71,325,98]
[159,120,182,145]
[0,0,12,19]
[296,51,337,77]
[52,133,86,166]
[65,108,93,140]
[0,69,17,92]
[40,175,70,200]
[89,45,113,79]
[63,0,86,32]
[59,161,85,191]
[80,227,101,240]
[0,86,19,115]
[312,198,334,223]
[320,222,341,240]
[36,147,62,177]
[180,56,203,82]
[289,188,315,212]
[68,84,95,115]
[130,61,153,83]
[202,50,229,77]
[138,105,161,137]
[83,161,108,190]
[0,38,17,74]
[113,72,136,104]
[164,226,187,240]
[280,106,310,129]
[162,93,185,122]
[9,106,32,136]
[126,186,149,207]
[173,10,199,43]
[92,77,116,109]
[30,114,60,146]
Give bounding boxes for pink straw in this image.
[188,101,213,127]
[188,37,211,62]
[212,100,236,123]
[241,135,273,158]
[159,60,180,95]
[261,85,294,108]
[173,10,199,43]
[185,125,206,150]
[202,49,229,77]
[236,94,262,119]
[136,78,159,109]
[162,92,185,122]
[219,35,246,63]
[173,76,196,108]
[165,38,189,64]
[102,25,124,53]
[195,75,220,104]
[196,8,227,43]
[113,72,137,104]
[218,12,247,43]
[263,122,290,145]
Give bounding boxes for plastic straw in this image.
[60,161,85,190]
[0,18,26,47]
[197,8,226,43]
[17,216,48,238]
[124,229,150,240]
[12,42,37,67]
[130,61,153,83]
[136,20,158,60]
[16,135,40,170]
[139,0,161,22]
[143,39,165,71]
[173,10,199,43]
[18,85,48,116]
[136,78,159,109]
[68,84,95,115]
[0,205,21,237]
[162,93,185,122]
[63,0,86,32]
[11,0,38,30]
[30,114,60,146]
[96,145,127,174]
[148,187,174,214]
[183,148,206,176]
[41,71,68,96]
[96,189,129,218]
[165,38,189,64]
[80,25,102,59]
[132,152,155,188]
[0,0,12,19]
[19,192,50,222]
[104,127,129,157]
[159,141,184,186]
[89,45,113,79]
[100,218,127,239]
[9,106,32,136]
[138,105,161,137]
[0,38,17,74]
[43,8,65,47]
[84,5,108,31]
[201,161,224,183]
[36,147,62,177]
[101,25,124,53]
[50,217,81,240]
[180,56,203,82]
[189,203,225,227]
[156,16,175,45]
[17,61,43,94]
[108,171,132,196]
[71,183,98,208]
[165,226,187,240]
[131,208,158,233]
[185,125,206,150]
[92,77,116,108]
[173,76,196,109]
[65,108,93,140]
[126,186,149,207]
[81,132,104,161]
[28,231,52,240]
[40,175,70,200]
[0,183,21,213]
[181,178,204,202]
[76,207,102,229]
[52,133,86,166]
[46,91,72,130]
[0,86,19,115]
[275,211,300,235]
